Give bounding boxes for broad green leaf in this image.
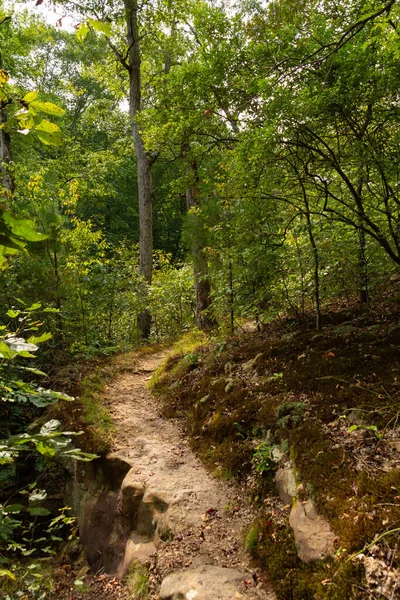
[36,441,56,457]
[27,507,51,516]
[88,18,112,37]
[6,309,20,318]
[27,332,52,344]
[30,101,65,116]
[36,119,61,134]
[22,90,39,103]
[40,420,61,436]
[2,213,47,242]
[43,307,60,313]
[36,128,63,146]
[2,504,24,514]
[27,302,42,311]
[76,22,89,42]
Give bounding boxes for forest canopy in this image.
[0,0,399,346]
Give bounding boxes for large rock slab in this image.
[289,500,336,563]
[159,565,247,600]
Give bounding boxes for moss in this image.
[255,518,366,600]
[245,521,261,555]
[149,330,206,395]
[79,373,114,454]
[275,402,305,428]
[196,438,253,479]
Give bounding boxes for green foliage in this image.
[252,442,276,474]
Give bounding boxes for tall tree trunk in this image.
[124,0,156,338]
[184,146,216,331]
[0,51,14,195]
[356,178,369,304]
[0,113,14,194]
[298,176,322,331]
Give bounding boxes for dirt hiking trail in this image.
[96,349,276,600]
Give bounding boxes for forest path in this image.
[99,348,275,600]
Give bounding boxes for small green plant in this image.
[252,442,276,473]
[125,562,149,599]
[348,424,383,438]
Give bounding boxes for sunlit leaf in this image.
[30,101,65,116]
[88,18,112,37]
[27,332,52,345]
[22,90,39,103]
[76,22,89,42]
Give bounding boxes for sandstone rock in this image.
[271,447,286,464]
[159,565,247,600]
[289,500,335,563]
[275,467,296,504]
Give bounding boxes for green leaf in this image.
[40,420,61,436]
[27,302,42,311]
[43,307,60,313]
[348,425,359,433]
[2,504,24,514]
[88,18,112,37]
[0,341,16,359]
[62,449,98,462]
[27,507,51,516]
[36,119,61,134]
[22,90,39,103]
[6,309,20,318]
[27,332,52,345]
[0,569,15,580]
[19,367,47,376]
[76,22,89,42]
[36,128,63,146]
[36,441,56,457]
[2,213,47,242]
[30,101,65,116]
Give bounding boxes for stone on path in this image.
[159,565,249,600]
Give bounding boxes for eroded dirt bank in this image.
[59,350,276,600]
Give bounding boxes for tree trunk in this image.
[305,212,322,331]
[184,146,216,331]
[0,113,14,194]
[124,0,155,338]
